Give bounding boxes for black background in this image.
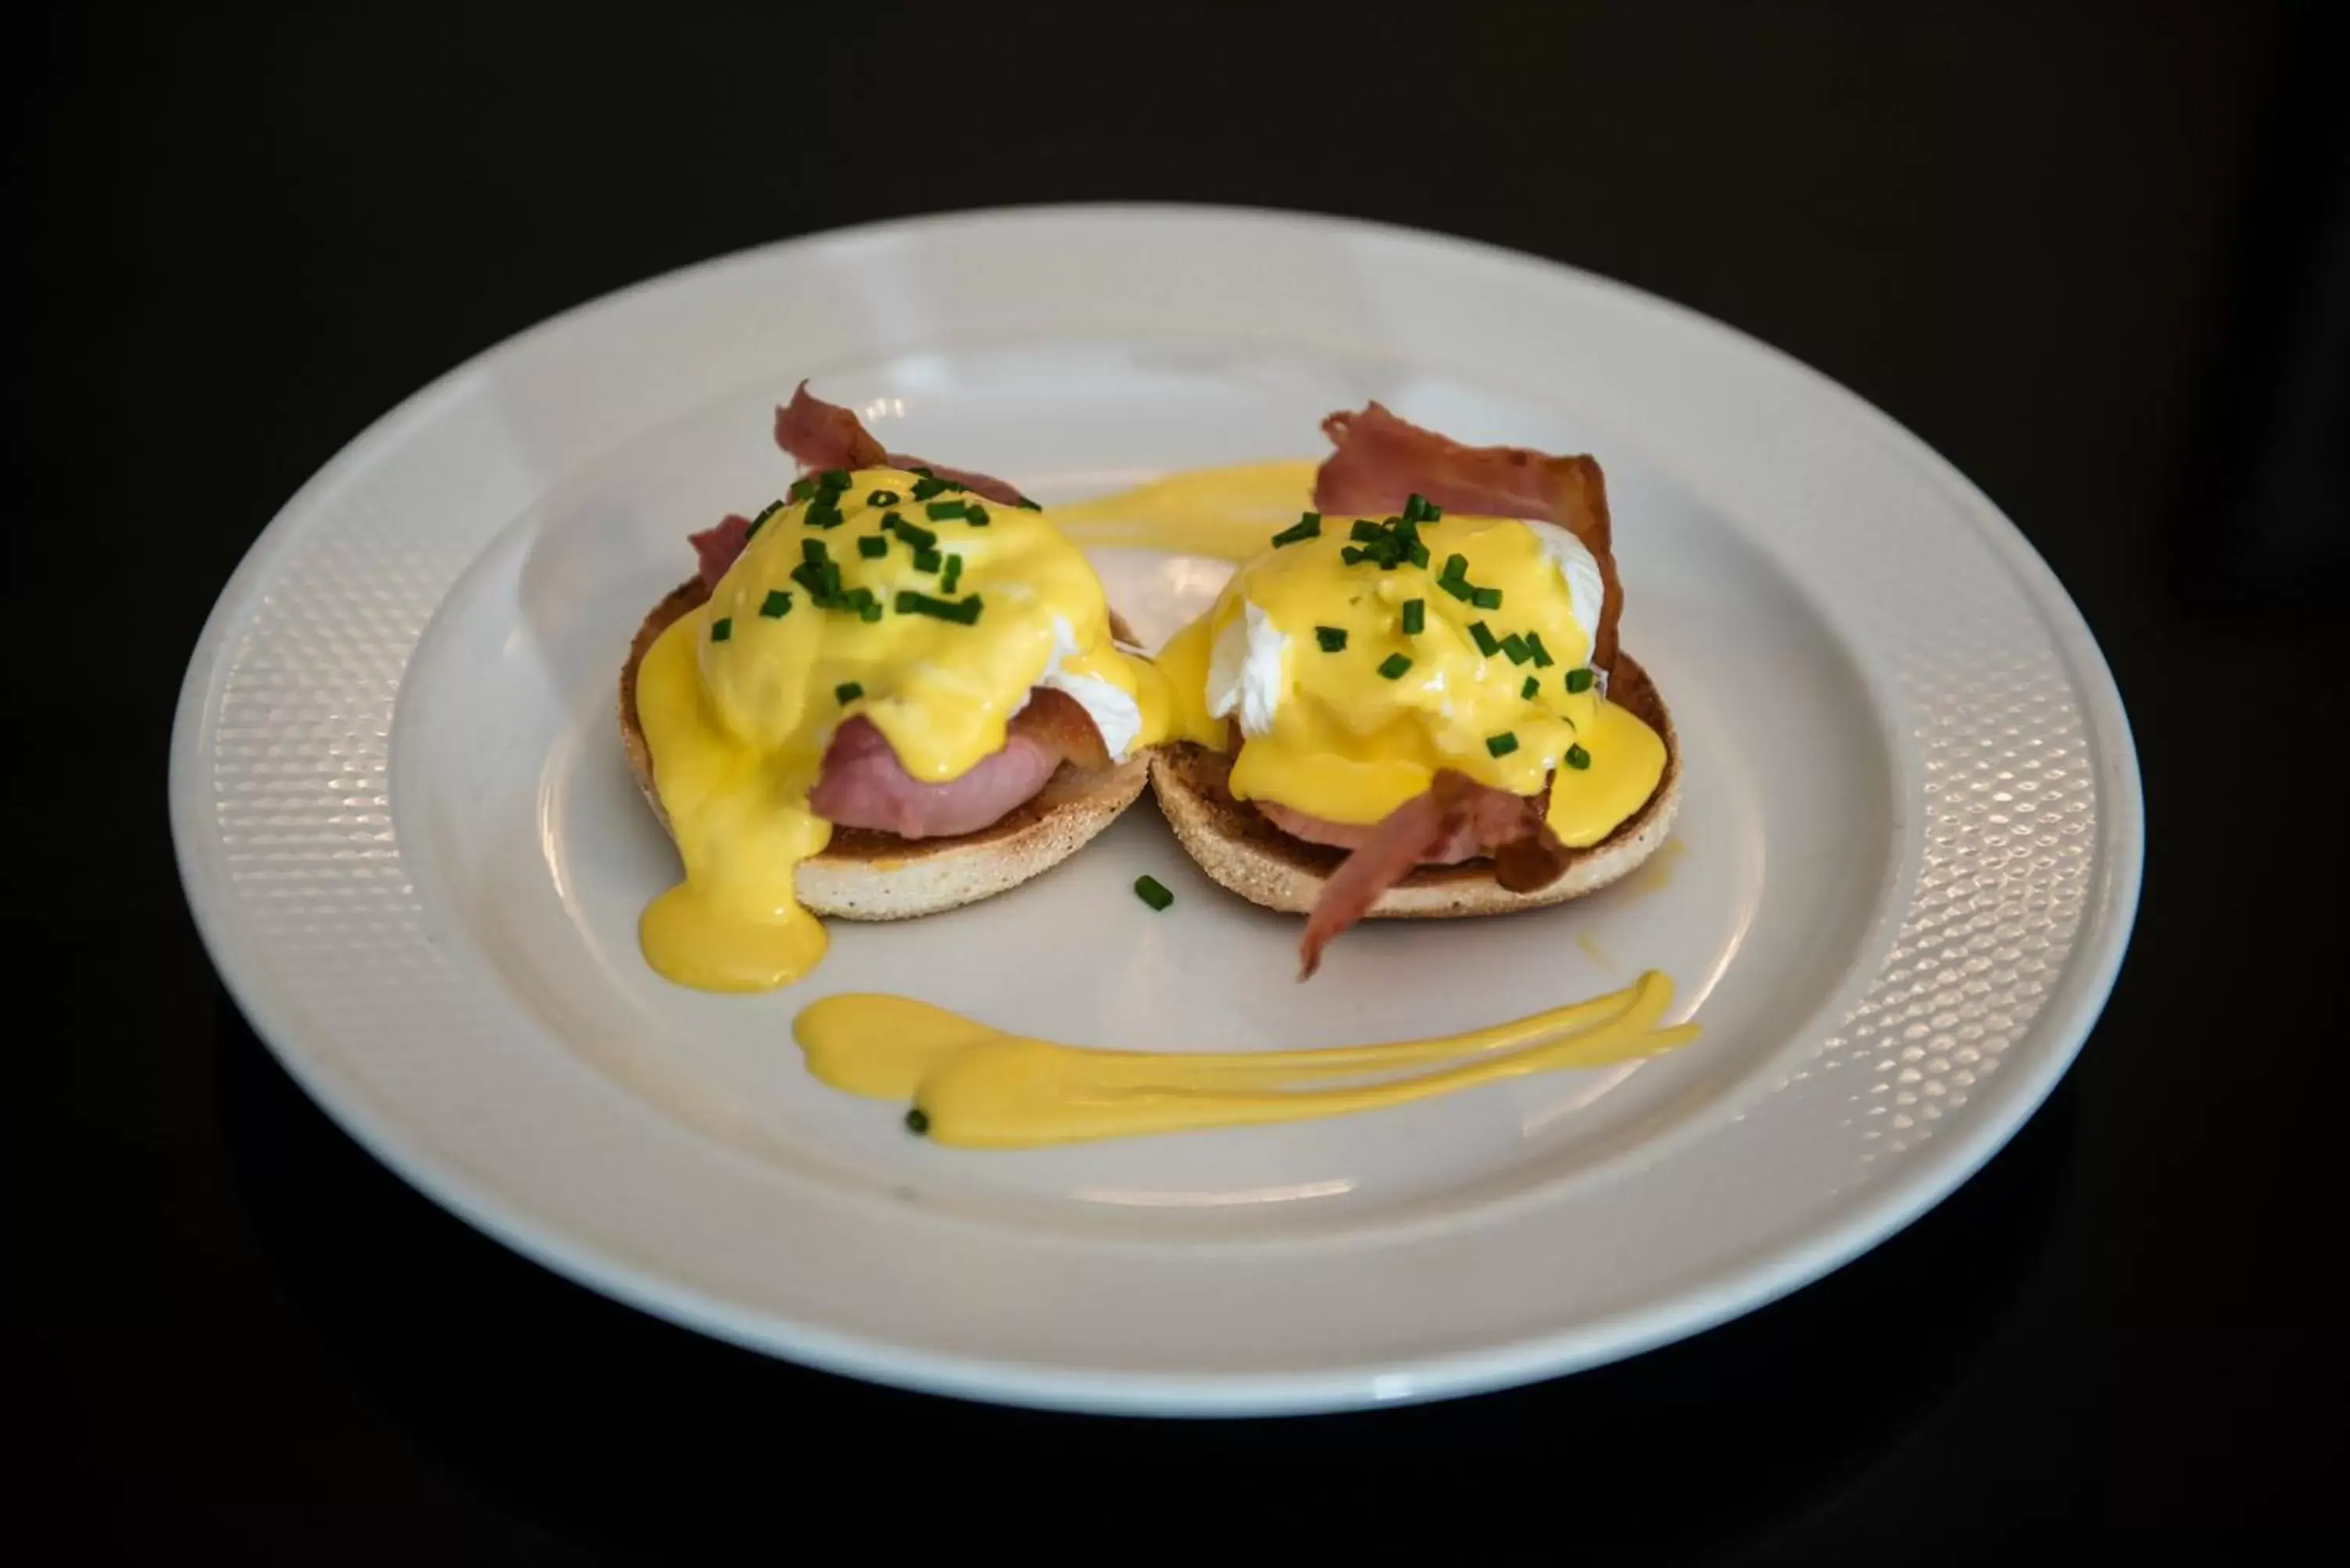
[8,2,2347,1560]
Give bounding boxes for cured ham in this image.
[1296,771,1568,977]
[808,690,1108,840]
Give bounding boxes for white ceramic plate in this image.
[171,207,2140,1414]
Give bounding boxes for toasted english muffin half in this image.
[1147,652,1679,919]
[621,580,1150,922]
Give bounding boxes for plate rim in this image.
[170,201,2144,1414]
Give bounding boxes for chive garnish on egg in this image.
[1401,598,1425,635]
[1315,627,1348,652]
[710,617,732,642]
[1566,667,1595,694]
[1566,744,1592,770]
[1502,633,1533,666]
[760,590,792,618]
[895,591,984,625]
[1270,512,1321,547]
[745,499,786,539]
[856,535,888,558]
[835,681,863,704]
[818,468,851,490]
[914,547,943,573]
[1470,621,1502,657]
[1471,586,1502,610]
[1521,674,1539,699]
[940,555,963,594]
[1350,518,1386,544]
[964,504,989,527]
[1526,632,1555,668]
[1486,732,1519,757]
[909,475,952,500]
[1378,653,1413,680]
[925,499,970,522]
[788,476,816,503]
[802,538,829,564]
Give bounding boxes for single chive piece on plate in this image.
[834,681,863,704]
[1314,626,1347,652]
[904,1107,930,1136]
[1401,598,1426,635]
[709,617,732,642]
[1469,621,1502,657]
[1566,743,1592,770]
[1270,512,1321,547]
[1133,874,1174,912]
[856,535,888,558]
[1378,652,1413,680]
[1565,667,1595,694]
[759,590,792,618]
[1486,731,1519,757]
[1521,674,1539,699]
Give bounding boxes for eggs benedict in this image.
[1148,403,1681,975]
[620,385,1162,993]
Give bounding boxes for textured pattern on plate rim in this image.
[170,207,2142,1409]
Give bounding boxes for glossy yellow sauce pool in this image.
[794,971,1697,1148]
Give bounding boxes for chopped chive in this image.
[905,1107,930,1136]
[1133,874,1174,912]
[834,681,863,704]
[746,499,786,539]
[801,538,829,564]
[1526,632,1555,668]
[788,476,816,502]
[886,515,938,551]
[818,468,851,490]
[1270,512,1321,547]
[1401,598,1425,635]
[1502,633,1533,666]
[907,464,935,478]
[1439,575,1477,602]
[1521,674,1540,699]
[895,591,984,624]
[964,504,989,527]
[804,501,844,529]
[1469,621,1502,657]
[1471,585,1503,610]
[1566,743,1592,770]
[1340,546,1367,565]
[1441,553,1469,583]
[1378,652,1414,680]
[940,555,963,594]
[709,617,732,642]
[913,547,943,573]
[1408,540,1430,568]
[856,534,888,558]
[1314,626,1348,652]
[1403,492,1443,523]
[859,599,883,623]
[1486,731,1519,757]
[924,499,969,521]
[1565,667,1595,694]
[909,475,953,500]
[1350,518,1386,544]
[759,589,793,618]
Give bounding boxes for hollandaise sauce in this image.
[1072,471,1668,849]
[794,971,1697,1148]
[636,467,1164,992]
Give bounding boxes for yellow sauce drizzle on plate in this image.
[794,971,1697,1148]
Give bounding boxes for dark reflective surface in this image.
[9,1,2341,1559]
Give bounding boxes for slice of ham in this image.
[1296,771,1568,978]
[772,381,1032,508]
[689,384,1035,591]
[1314,403,1624,673]
[808,688,1108,840]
